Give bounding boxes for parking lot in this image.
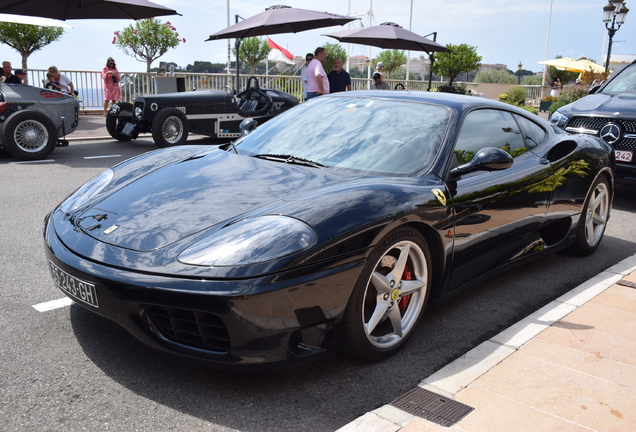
[3,138,636,431]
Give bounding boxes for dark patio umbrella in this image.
[206,5,358,41]
[0,0,179,20]
[324,22,450,90]
[323,22,449,54]
[206,5,359,91]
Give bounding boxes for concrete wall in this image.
[474,83,517,100]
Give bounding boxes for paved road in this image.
[2,139,636,431]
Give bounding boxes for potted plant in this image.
[540,96,557,112]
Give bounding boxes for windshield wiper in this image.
[252,154,326,168]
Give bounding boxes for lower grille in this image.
[567,116,636,151]
[142,305,231,352]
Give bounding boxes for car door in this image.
[445,108,554,292]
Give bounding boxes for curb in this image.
[336,253,636,432]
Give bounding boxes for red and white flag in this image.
[267,37,294,65]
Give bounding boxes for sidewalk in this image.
[338,255,636,432]
[69,112,111,141]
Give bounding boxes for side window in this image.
[454,109,527,164]
[515,114,546,149]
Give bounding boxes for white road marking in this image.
[33,297,74,312]
[9,159,55,164]
[83,155,122,160]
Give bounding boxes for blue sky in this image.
[1,0,634,74]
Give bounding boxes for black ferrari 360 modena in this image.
[106,77,298,148]
[45,91,614,369]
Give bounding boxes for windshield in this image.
[235,96,450,176]
[603,64,636,94]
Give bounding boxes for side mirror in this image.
[588,85,601,95]
[450,147,513,177]
[239,118,258,136]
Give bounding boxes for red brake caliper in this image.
[399,265,413,315]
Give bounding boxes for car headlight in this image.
[178,215,317,266]
[134,106,143,120]
[109,104,120,115]
[59,169,114,213]
[549,111,569,129]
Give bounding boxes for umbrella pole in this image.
[235,38,241,93]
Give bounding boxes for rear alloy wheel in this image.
[341,228,431,361]
[569,176,610,256]
[151,108,189,148]
[105,102,134,141]
[1,110,57,160]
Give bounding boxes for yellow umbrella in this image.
[538,58,605,73]
[576,59,605,73]
[537,57,588,73]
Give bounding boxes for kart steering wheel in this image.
[235,76,274,117]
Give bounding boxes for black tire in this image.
[568,175,611,256]
[1,110,57,160]
[106,102,134,142]
[151,108,189,148]
[341,227,432,361]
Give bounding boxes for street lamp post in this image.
[603,1,629,72]
[517,62,522,84]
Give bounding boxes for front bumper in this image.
[43,213,364,370]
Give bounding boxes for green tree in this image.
[521,75,543,85]
[474,69,517,84]
[233,37,270,75]
[391,66,416,81]
[0,23,64,70]
[431,43,482,87]
[375,50,407,79]
[322,42,346,73]
[114,18,184,72]
[186,61,226,73]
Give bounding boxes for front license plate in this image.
[121,122,135,136]
[49,261,99,308]
[615,150,633,162]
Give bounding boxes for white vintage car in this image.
[0,83,79,160]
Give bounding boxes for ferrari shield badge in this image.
[432,189,447,206]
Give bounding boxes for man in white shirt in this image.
[305,47,329,99]
[45,65,75,96]
[300,53,314,100]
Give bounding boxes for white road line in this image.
[84,155,122,160]
[32,297,74,312]
[10,159,55,164]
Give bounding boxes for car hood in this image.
[563,92,636,119]
[76,149,363,252]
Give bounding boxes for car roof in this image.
[322,89,527,112]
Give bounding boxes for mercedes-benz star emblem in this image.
[599,123,622,145]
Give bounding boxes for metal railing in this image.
[23,69,540,110]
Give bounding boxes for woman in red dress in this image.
[102,57,121,116]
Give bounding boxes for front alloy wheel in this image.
[341,228,431,361]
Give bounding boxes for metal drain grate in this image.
[617,280,636,289]
[391,387,474,427]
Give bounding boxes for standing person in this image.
[375,61,384,77]
[2,61,21,84]
[102,57,122,116]
[45,66,75,96]
[300,53,314,100]
[550,78,561,97]
[371,72,390,89]
[306,47,329,99]
[327,58,351,93]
